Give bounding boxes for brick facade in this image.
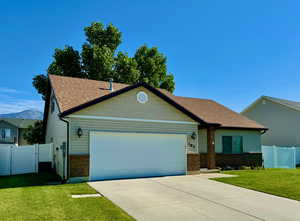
[69,153,262,177]
[69,155,89,177]
[69,154,202,177]
[200,153,262,168]
[187,154,201,171]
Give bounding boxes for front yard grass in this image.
[0,172,135,221]
[212,168,300,201]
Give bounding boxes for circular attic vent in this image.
[137,91,149,104]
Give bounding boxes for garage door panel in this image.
[95,167,184,181]
[90,132,186,181]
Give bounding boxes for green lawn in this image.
[0,172,135,221]
[213,168,300,201]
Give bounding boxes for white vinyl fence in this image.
[39,143,54,164]
[262,145,300,169]
[0,143,53,176]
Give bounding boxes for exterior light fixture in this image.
[191,132,196,140]
[77,128,83,138]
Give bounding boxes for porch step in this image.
[200,168,220,173]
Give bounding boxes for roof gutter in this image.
[261,129,268,134]
[218,126,267,130]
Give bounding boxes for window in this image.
[0,129,4,139]
[222,136,243,154]
[0,128,11,138]
[51,96,55,113]
[4,129,11,138]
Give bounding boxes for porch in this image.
[187,126,263,171]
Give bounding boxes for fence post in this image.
[9,145,13,176]
[50,143,54,168]
[292,146,296,169]
[35,144,39,174]
[273,145,277,168]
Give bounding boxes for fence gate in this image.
[11,145,38,175]
[0,146,11,175]
[262,146,297,169]
[0,145,38,176]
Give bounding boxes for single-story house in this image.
[242,96,300,147]
[0,118,37,147]
[44,75,267,181]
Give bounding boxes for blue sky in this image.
[1,0,300,114]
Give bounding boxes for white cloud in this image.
[0,99,44,114]
[0,94,14,100]
[0,87,26,94]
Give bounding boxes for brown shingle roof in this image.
[49,75,266,130]
[49,75,128,113]
[170,96,266,129]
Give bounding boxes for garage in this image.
[89,131,187,181]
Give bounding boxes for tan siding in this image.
[198,129,261,153]
[215,130,261,153]
[243,98,300,147]
[73,87,195,122]
[69,118,198,154]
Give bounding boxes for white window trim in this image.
[68,114,198,125]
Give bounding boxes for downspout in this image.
[261,129,268,134]
[59,117,69,182]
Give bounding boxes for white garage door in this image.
[89,131,187,181]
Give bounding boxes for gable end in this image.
[60,82,211,126]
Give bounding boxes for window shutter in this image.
[232,136,243,154]
[222,136,232,154]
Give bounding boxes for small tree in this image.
[23,121,44,144]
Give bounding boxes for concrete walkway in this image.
[88,174,300,221]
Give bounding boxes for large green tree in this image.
[113,52,140,84]
[84,22,122,51]
[82,44,115,80]
[134,45,175,92]
[33,22,175,100]
[23,121,44,144]
[33,46,85,100]
[47,46,83,77]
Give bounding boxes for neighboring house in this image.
[0,118,37,147]
[44,75,266,181]
[242,96,300,147]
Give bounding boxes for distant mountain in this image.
[0,109,43,120]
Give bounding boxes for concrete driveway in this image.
[88,175,300,221]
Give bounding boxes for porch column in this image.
[207,126,216,169]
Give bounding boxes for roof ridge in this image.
[49,74,130,86]
[262,95,300,113]
[263,95,300,104]
[174,95,212,101]
[50,74,175,96]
